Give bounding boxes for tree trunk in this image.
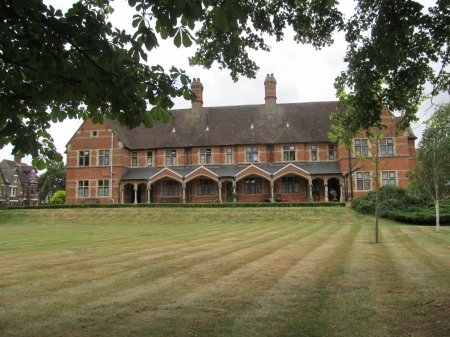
[436,198,440,233]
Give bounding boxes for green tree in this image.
[1,0,343,168]
[2,0,449,168]
[334,0,450,135]
[408,103,450,233]
[36,161,66,202]
[50,190,66,204]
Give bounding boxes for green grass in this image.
[1,208,449,337]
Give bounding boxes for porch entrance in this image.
[226,182,233,202]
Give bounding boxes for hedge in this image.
[387,211,450,225]
[8,201,346,210]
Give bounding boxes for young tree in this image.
[408,103,450,233]
[36,161,66,202]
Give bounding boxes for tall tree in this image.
[36,161,66,202]
[1,0,343,168]
[2,0,449,168]
[408,103,450,233]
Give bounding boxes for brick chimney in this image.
[264,73,277,113]
[14,155,22,165]
[191,78,203,117]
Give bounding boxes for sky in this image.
[1,0,448,166]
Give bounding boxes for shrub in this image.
[351,185,417,217]
[50,191,66,205]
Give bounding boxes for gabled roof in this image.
[106,101,340,150]
[120,162,342,181]
[0,168,17,184]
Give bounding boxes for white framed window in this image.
[78,180,89,197]
[198,179,215,195]
[78,150,90,166]
[246,147,259,162]
[311,145,317,161]
[131,152,137,166]
[356,172,371,190]
[200,149,212,164]
[99,150,110,165]
[380,138,394,156]
[283,145,295,161]
[90,130,98,138]
[226,148,232,163]
[165,150,177,165]
[162,180,179,196]
[281,176,300,193]
[98,180,109,196]
[244,177,262,194]
[9,186,17,197]
[328,144,335,160]
[355,139,369,156]
[13,175,18,183]
[382,171,396,186]
[147,151,153,166]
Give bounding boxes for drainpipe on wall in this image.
[110,131,115,204]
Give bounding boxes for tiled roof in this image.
[120,162,342,181]
[107,101,340,150]
[0,168,17,183]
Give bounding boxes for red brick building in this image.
[65,75,416,204]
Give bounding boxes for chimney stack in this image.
[191,78,203,117]
[14,155,22,165]
[264,74,277,113]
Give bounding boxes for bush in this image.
[50,191,66,205]
[351,185,417,217]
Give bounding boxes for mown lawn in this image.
[0,208,449,337]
